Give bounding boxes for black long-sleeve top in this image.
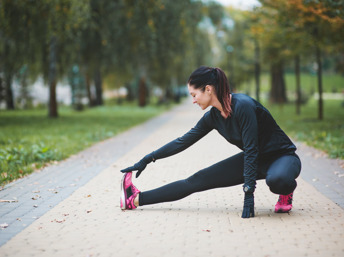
[152,93,296,188]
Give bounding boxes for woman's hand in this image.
[242,193,255,218]
[121,153,155,178]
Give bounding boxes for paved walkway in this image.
[0,99,343,257]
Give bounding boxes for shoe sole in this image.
[275,209,289,213]
[275,207,292,213]
[120,173,127,210]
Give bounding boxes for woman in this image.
[120,66,301,218]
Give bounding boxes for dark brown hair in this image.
[187,66,232,117]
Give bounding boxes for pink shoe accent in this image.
[120,172,140,210]
[275,193,293,213]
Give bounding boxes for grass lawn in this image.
[242,72,344,97]
[266,99,344,159]
[0,103,168,187]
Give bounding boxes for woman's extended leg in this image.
[139,152,245,206]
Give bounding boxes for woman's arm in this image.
[236,100,259,218]
[236,101,259,189]
[121,112,213,177]
[153,113,213,159]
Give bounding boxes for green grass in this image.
[242,72,344,96]
[0,103,168,187]
[266,99,344,159]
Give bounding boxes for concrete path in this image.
[0,99,343,257]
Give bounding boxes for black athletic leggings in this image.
[139,152,301,206]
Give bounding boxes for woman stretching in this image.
[120,66,301,218]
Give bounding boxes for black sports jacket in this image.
[152,93,296,188]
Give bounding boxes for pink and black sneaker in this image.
[120,172,140,210]
[275,193,293,213]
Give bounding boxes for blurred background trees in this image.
[219,0,344,120]
[0,0,216,116]
[0,0,343,119]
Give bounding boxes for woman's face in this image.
[188,84,213,110]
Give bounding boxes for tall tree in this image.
[78,0,124,107]
[150,0,208,100]
[25,0,90,117]
[116,0,210,106]
[0,0,32,110]
[255,0,344,118]
[250,1,292,104]
[288,0,344,119]
[220,7,257,95]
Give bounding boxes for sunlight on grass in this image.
[0,104,167,186]
[266,99,344,159]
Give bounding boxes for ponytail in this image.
[214,68,232,118]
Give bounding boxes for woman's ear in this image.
[205,85,212,95]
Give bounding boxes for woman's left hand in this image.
[242,193,255,218]
[120,153,155,178]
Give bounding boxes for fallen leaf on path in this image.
[0,199,18,203]
[48,189,59,194]
[52,219,65,223]
[32,195,41,200]
[334,171,344,177]
[0,223,9,229]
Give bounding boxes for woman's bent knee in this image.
[266,176,297,195]
[265,153,301,195]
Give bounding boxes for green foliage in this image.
[1,0,214,111]
[219,0,344,107]
[0,143,58,183]
[0,103,166,186]
[266,99,344,159]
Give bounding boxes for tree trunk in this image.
[4,42,15,110]
[86,73,96,107]
[19,67,31,109]
[316,45,323,120]
[270,61,287,103]
[0,75,3,104]
[48,36,58,118]
[94,69,103,106]
[295,55,301,115]
[138,76,147,107]
[5,73,15,110]
[254,40,260,102]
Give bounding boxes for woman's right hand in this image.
[120,153,155,178]
[241,192,255,218]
